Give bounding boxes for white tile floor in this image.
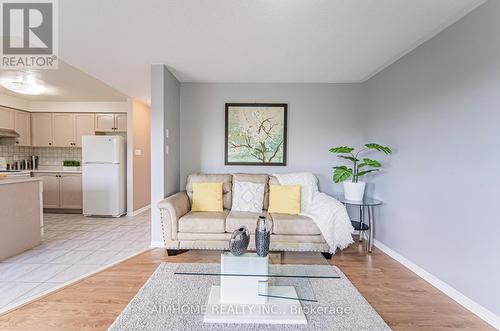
[0,210,151,312]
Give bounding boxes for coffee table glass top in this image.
[174,261,339,279]
[173,252,340,302]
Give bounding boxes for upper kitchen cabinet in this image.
[115,114,127,131]
[52,113,96,147]
[95,113,127,132]
[14,111,31,146]
[52,113,75,147]
[31,112,97,147]
[0,107,14,129]
[95,113,115,132]
[74,114,95,146]
[31,113,53,146]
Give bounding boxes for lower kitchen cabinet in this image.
[60,174,83,209]
[35,173,82,209]
[38,174,60,208]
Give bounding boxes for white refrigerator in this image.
[82,135,126,217]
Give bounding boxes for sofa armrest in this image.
[158,191,190,243]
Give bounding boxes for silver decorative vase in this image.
[255,216,270,257]
[229,226,250,256]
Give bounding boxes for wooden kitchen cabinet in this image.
[14,110,31,146]
[115,113,127,131]
[60,174,82,209]
[95,113,115,131]
[52,113,75,147]
[37,173,61,209]
[75,113,95,146]
[31,113,53,146]
[30,112,120,147]
[35,173,82,209]
[55,113,96,147]
[0,107,14,129]
[95,113,127,132]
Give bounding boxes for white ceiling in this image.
[55,0,484,103]
[0,59,127,102]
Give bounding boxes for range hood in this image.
[0,128,20,138]
[0,128,20,145]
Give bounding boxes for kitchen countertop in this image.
[0,177,42,185]
[31,169,82,174]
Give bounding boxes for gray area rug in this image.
[109,263,390,330]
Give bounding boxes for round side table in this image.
[334,195,382,253]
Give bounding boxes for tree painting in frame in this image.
[225,103,287,166]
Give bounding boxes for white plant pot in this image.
[343,181,366,201]
[63,166,81,172]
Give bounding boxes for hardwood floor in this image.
[0,240,493,330]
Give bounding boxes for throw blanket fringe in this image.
[273,173,354,253]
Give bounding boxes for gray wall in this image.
[180,83,363,195]
[362,0,499,316]
[164,69,181,197]
[150,64,180,243]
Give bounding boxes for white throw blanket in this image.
[273,173,354,254]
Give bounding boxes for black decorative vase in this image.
[229,226,250,256]
[255,216,271,257]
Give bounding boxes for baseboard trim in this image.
[127,204,151,217]
[374,239,500,329]
[150,241,165,248]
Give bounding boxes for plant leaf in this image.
[359,158,381,168]
[333,166,353,183]
[365,143,392,154]
[337,155,359,162]
[357,169,379,177]
[329,146,354,154]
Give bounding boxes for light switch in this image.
[165,129,169,138]
[165,145,169,155]
[134,149,142,156]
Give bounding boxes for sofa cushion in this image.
[186,174,232,210]
[270,213,321,235]
[226,211,272,233]
[191,182,223,212]
[178,210,228,233]
[231,181,265,213]
[232,173,269,210]
[268,185,301,215]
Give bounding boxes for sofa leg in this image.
[321,252,333,260]
[166,249,178,256]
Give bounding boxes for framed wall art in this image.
[225,103,287,166]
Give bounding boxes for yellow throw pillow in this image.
[268,184,301,215]
[191,182,223,212]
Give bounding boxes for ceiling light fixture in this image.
[0,73,45,95]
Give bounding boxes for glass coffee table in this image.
[174,251,340,325]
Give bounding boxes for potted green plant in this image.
[329,143,391,201]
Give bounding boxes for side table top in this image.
[333,194,382,206]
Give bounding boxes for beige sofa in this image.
[158,173,331,258]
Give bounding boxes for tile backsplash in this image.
[0,145,82,168]
[35,147,82,166]
[0,146,33,166]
